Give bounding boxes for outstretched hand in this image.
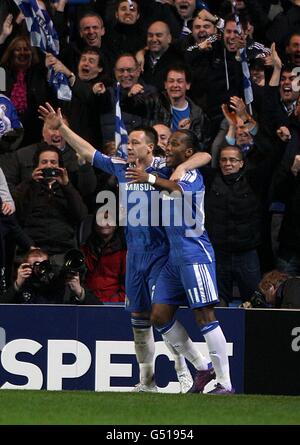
[38,102,64,130]
[221,103,237,126]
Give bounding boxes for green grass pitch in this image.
[0,390,299,425]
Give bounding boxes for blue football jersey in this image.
[93,151,169,254]
[162,169,215,265]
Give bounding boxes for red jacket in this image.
[81,231,126,303]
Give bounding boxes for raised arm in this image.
[38,103,96,163]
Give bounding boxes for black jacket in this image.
[271,136,300,254]
[276,277,300,309]
[124,90,211,151]
[204,169,263,252]
[99,82,157,144]
[204,129,277,252]
[141,45,185,92]
[14,179,88,255]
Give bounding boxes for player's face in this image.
[127,131,152,163]
[165,132,190,168]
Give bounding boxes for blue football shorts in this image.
[153,260,219,308]
[125,251,168,312]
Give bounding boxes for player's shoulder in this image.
[180,169,201,183]
[152,156,167,170]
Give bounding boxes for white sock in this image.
[132,327,155,385]
[203,324,232,390]
[162,320,210,371]
[162,335,188,374]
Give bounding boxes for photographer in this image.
[241,269,300,309]
[13,145,88,264]
[0,248,100,305]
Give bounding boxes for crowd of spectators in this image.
[0,0,300,308]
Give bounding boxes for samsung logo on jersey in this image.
[125,183,155,191]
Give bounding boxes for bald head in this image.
[147,21,172,56]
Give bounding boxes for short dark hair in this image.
[24,248,49,263]
[224,13,248,32]
[174,129,199,153]
[281,63,298,75]
[79,11,104,27]
[286,32,300,47]
[165,64,192,84]
[115,0,140,13]
[80,46,103,68]
[219,145,244,160]
[32,144,64,168]
[130,125,158,146]
[114,52,139,68]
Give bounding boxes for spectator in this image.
[13,144,88,264]
[204,144,262,306]
[1,117,97,207]
[94,140,118,194]
[271,103,300,276]
[266,1,300,50]
[284,32,300,66]
[105,0,147,63]
[60,11,113,76]
[46,46,111,147]
[0,166,34,293]
[138,20,184,91]
[153,123,172,156]
[242,269,300,309]
[99,53,156,144]
[124,64,211,150]
[187,14,245,138]
[0,35,52,146]
[263,43,299,143]
[81,210,127,303]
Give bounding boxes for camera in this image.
[249,290,269,308]
[62,249,86,276]
[42,167,61,178]
[29,260,55,285]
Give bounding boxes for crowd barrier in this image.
[0,305,299,394]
